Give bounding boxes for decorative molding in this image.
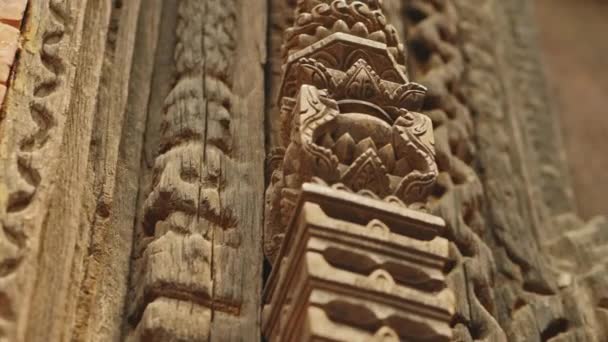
[265,30,439,261]
[0,0,114,340]
[127,0,238,338]
[263,183,454,341]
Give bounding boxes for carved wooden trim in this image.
[0,1,114,340]
[0,1,602,340]
[264,183,454,341]
[265,28,440,261]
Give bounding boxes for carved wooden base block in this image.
[263,183,454,341]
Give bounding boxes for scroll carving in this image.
[0,1,74,340]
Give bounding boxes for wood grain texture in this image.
[262,1,455,340]
[125,0,266,340]
[0,0,111,341]
[68,0,153,341]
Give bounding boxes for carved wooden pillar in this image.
[124,0,266,340]
[262,1,455,340]
[0,1,267,341]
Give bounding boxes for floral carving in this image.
[265,9,440,261]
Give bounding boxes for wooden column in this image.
[262,1,455,340]
[124,0,267,341]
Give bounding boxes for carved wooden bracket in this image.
[265,1,439,263]
[263,1,454,340]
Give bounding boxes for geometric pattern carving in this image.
[263,183,454,341]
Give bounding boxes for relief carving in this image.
[126,0,242,339]
[282,0,404,65]
[263,1,454,340]
[263,183,455,341]
[265,8,440,260]
[398,1,507,340]
[0,1,74,340]
[0,0,599,341]
[400,0,608,340]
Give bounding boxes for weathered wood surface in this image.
[261,1,456,341]
[124,0,267,341]
[69,1,153,341]
[0,0,113,340]
[397,0,608,340]
[0,0,604,341]
[1,0,267,341]
[263,183,454,341]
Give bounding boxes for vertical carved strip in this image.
[23,0,116,340]
[400,1,506,340]
[126,0,265,340]
[403,0,608,341]
[453,0,560,338]
[0,0,112,341]
[66,0,150,340]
